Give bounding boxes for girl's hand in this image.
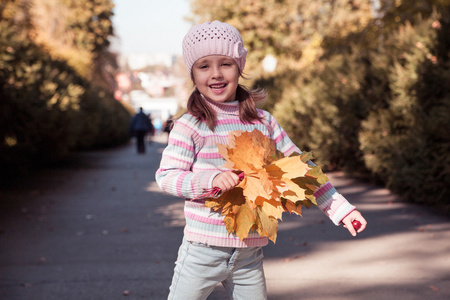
[212,171,241,193]
[342,210,367,237]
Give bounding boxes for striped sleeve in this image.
[155,116,221,199]
[314,182,356,225]
[262,110,356,225]
[261,110,301,156]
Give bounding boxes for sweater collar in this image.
[204,97,240,116]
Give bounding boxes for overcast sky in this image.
[111,0,192,55]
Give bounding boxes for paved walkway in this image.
[1,135,449,300]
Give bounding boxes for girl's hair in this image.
[187,84,267,131]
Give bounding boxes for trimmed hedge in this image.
[268,11,449,213]
[0,18,131,177]
[359,15,450,210]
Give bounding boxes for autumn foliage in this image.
[0,0,131,178]
[190,0,450,213]
[204,129,328,242]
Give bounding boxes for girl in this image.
[156,20,367,300]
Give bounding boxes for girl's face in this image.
[192,55,239,103]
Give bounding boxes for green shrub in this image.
[76,86,131,150]
[359,14,450,211]
[0,19,131,177]
[0,21,84,169]
[272,49,389,173]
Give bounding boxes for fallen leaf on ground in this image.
[430,285,440,292]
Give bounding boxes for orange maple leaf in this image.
[206,129,328,243]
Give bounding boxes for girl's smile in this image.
[192,55,240,103]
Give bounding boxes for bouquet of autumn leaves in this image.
[199,129,329,243]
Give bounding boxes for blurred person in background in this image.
[129,107,154,153]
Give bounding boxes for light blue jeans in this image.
[168,238,267,300]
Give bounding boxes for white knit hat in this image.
[182,20,247,77]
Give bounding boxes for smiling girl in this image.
[155,20,367,300]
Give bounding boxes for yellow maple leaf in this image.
[255,207,279,242]
[240,170,273,203]
[265,155,310,179]
[234,201,257,240]
[255,197,285,221]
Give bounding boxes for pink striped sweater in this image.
[155,99,355,248]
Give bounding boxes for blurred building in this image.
[117,53,175,70]
[129,90,178,121]
[114,53,187,123]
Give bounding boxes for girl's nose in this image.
[211,65,223,79]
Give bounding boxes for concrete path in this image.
[1,135,449,300]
